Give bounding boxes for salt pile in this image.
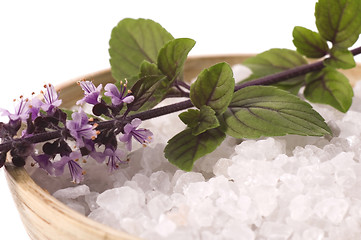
[29,65,361,240]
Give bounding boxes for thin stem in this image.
[176,80,191,91]
[127,99,194,121]
[235,46,361,90]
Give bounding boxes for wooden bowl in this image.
[4,55,361,240]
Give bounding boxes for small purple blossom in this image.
[76,80,102,105]
[31,153,54,175]
[41,84,62,113]
[28,97,43,120]
[0,97,30,122]
[104,82,134,106]
[119,118,153,151]
[66,109,98,148]
[82,139,106,163]
[53,151,84,183]
[103,147,126,172]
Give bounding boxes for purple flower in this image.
[66,109,98,148]
[53,151,84,183]
[76,80,102,105]
[103,147,126,172]
[28,97,43,120]
[104,82,134,106]
[0,97,30,122]
[82,139,106,163]
[41,84,62,113]
[31,153,54,175]
[119,118,153,151]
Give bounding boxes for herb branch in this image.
[0,0,361,181]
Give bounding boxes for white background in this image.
[0,1,360,239]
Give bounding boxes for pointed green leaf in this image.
[179,106,220,136]
[164,128,226,171]
[315,0,361,48]
[157,38,196,82]
[222,86,331,139]
[128,75,167,112]
[292,26,329,58]
[139,60,163,77]
[304,68,353,113]
[190,62,235,115]
[179,109,200,128]
[109,18,173,87]
[324,48,356,69]
[242,48,308,94]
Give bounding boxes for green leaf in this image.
[221,86,331,138]
[242,48,308,94]
[179,106,220,135]
[164,127,226,171]
[139,60,163,77]
[109,18,174,87]
[128,74,167,112]
[315,0,361,48]
[157,38,196,82]
[292,26,329,58]
[304,67,353,112]
[190,62,235,115]
[324,48,356,69]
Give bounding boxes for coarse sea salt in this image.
[28,65,361,240]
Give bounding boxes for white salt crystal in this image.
[221,219,255,240]
[335,168,357,189]
[110,171,129,188]
[314,198,349,224]
[302,227,324,240]
[53,184,90,199]
[234,137,285,161]
[154,214,177,237]
[200,231,219,240]
[251,186,278,217]
[147,193,173,219]
[149,171,171,193]
[331,152,355,169]
[289,195,313,221]
[173,172,205,193]
[213,157,233,177]
[96,186,145,218]
[62,200,87,215]
[187,197,215,227]
[216,194,252,221]
[183,181,213,201]
[140,144,165,172]
[297,165,326,186]
[88,208,121,229]
[131,173,152,192]
[228,160,282,187]
[279,173,304,193]
[121,216,150,237]
[259,221,293,239]
[84,192,99,211]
